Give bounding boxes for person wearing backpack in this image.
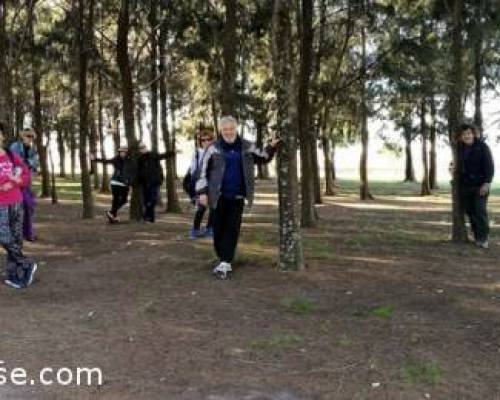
[187,129,214,239]
[0,123,38,289]
[91,146,135,223]
[9,128,39,241]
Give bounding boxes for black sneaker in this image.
[23,263,38,287]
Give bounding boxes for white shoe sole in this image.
[26,264,38,286]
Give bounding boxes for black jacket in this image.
[459,139,494,188]
[95,155,135,186]
[137,151,174,186]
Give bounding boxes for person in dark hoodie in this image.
[136,143,175,223]
[196,115,280,279]
[456,123,494,248]
[91,146,135,223]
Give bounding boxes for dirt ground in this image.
[1,180,500,400]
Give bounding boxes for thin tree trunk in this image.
[298,0,317,226]
[322,134,335,196]
[359,24,373,200]
[473,0,483,135]
[117,0,141,220]
[149,0,159,152]
[77,0,95,218]
[311,132,321,204]
[28,2,50,198]
[56,129,66,178]
[272,0,304,271]
[420,97,431,196]
[0,1,14,138]
[98,72,109,193]
[70,118,76,179]
[449,0,467,242]
[158,13,180,213]
[429,95,438,189]
[220,0,238,116]
[89,75,99,190]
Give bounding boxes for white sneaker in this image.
[476,240,489,249]
[212,262,232,280]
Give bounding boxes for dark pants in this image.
[193,203,214,230]
[22,186,36,240]
[460,186,489,242]
[0,204,33,281]
[143,184,160,222]
[212,197,244,263]
[111,185,129,217]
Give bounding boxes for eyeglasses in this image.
[200,138,212,142]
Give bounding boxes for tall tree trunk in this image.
[166,99,180,211]
[359,24,373,200]
[449,0,467,242]
[420,97,431,196]
[28,1,50,198]
[0,1,14,138]
[404,131,415,182]
[89,75,99,190]
[136,103,144,143]
[112,108,121,153]
[149,0,159,152]
[56,129,66,178]
[158,14,181,213]
[473,0,483,135]
[98,72,109,193]
[77,0,95,218]
[220,0,238,116]
[70,118,76,179]
[429,95,438,189]
[272,0,304,271]
[311,132,321,204]
[117,0,141,220]
[298,0,317,226]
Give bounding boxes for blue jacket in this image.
[10,141,39,172]
[195,136,276,209]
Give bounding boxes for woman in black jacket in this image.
[456,123,495,248]
[92,146,135,223]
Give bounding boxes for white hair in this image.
[219,115,238,129]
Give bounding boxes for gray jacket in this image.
[195,137,276,209]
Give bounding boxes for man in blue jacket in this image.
[456,123,495,248]
[10,128,39,241]
[196,116,280,279]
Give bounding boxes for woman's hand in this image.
[199,194,208,207]
[479,183,490,196]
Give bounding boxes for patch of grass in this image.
[370,305,394,319]
[338,334,352,346]
[303,238,335,260]
[249,333,303,351]
[402,360,443,386]
[281,296,316,315]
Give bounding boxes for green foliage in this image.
[402,360,443,386]
[249,333,303,351]
[280,296,316,315]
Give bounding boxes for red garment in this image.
[0,151,31,206]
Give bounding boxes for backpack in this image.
[183,150,201,199]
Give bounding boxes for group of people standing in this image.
[0,117,494,288]
[95,116,280,279]
[0,124,39,289]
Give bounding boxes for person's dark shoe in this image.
[4,272,25,289]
